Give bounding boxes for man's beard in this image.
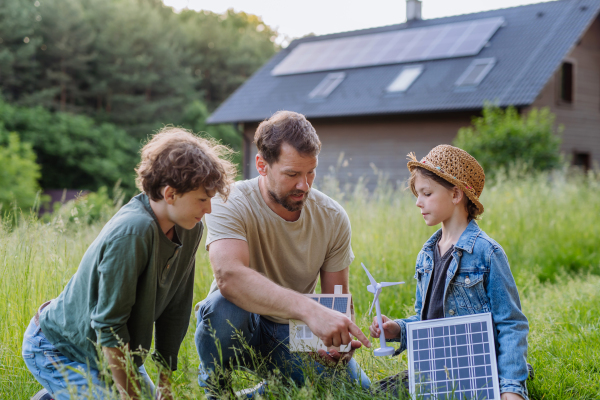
[268,188,309,212]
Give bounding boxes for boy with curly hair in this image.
[23,128,236,400]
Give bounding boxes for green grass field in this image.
[1,170,599,399]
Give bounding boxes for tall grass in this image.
[1,169,599,399]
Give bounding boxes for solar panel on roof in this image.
[272,17,504,76]
[407,313,500,400]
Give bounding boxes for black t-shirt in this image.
[422,240,454,320]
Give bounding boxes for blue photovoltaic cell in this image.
[311,297,319,302]
[333,297,348,313]
[408,316,499,399]
[319,297,333,309]
[272,17,505,76]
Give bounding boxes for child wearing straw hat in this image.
[369,145,530,400]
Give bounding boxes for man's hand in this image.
[501,393,524,400]
[369,315,401,340]
[303,303,371,349]
[313,340,362,367]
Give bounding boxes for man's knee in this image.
[195,290,256,340]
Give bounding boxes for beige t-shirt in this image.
[205,177,354,324]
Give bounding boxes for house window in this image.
[573,152,590,171]
[309,72,346,99]
[560,62,574,103]
[456,58,496,87]
[387,65,424,93]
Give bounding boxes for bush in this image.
[47,183,125,227]
[0,131,43,213]
[0,98,139,194]
[453,104,562,177]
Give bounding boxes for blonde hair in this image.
[135,127,237,201]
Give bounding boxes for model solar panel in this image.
[289,292,353,353]
[406,313,500,400]
[272,17,504,76]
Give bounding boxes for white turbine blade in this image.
[361,263,378,287]
[369,289,381,315]
[367,285,376,293]
[380,282,405,287]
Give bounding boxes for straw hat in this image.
[407,145,485,213]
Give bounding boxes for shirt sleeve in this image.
[204,194,247,250]
[90,234,150,348]
[321,207,355,273]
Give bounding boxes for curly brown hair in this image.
[408,166,482,221]
[254,111,321,165]
[135,127,237,201]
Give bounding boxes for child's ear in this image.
[452,187,464,205]
[163,186,177,204]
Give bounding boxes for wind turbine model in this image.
[362,262,405,356]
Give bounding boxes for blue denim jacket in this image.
[391,220,529,399]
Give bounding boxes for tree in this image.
[0,130,43,212]
[0,98,138,193]
[453,105,562,177]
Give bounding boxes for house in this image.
[208,0,600,187]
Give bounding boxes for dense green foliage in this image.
[0,0,278,138]
[0,0,276,201]
[1,173,599,398]
[453,105,562,177]
[0,132,42,212]
[0,98,138,192]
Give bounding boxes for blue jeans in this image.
[22,317,155,400]
[194,290,370,394]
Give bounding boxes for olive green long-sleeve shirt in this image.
[40,193,202,370]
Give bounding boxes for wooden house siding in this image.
[243,113,474,188]
[528,17,600,168]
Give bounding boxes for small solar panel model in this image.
[362,263,405,356]
[289,285,353,352]
[407,313,501,400]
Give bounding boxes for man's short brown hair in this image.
[254,111,321,165]
[409,166,482,221]
[135,127,237,201]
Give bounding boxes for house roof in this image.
[208,0,600,124]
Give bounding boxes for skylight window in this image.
[456,58,496,87]
[387,65,424,93]
[308,72,345,99]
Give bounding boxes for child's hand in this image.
[501,394,524,400]
[369,315,401,339]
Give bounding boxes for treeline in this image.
[0,0,278,208]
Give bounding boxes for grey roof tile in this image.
[208,0,600,124]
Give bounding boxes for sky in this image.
[162,0,556,46]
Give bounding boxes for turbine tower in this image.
[362,262,405,356]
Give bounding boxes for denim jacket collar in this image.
[422,219,482,254]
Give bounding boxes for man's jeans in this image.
[22,317,155,400]
[194,290,371,393]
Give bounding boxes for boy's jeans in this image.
[194,290,371,393]
[22,317,155,400]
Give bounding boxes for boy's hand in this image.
[501,394,524,400]
[369,315,401,340]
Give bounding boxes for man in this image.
[194,111,371,397]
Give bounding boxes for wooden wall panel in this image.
[528,17,600,168]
